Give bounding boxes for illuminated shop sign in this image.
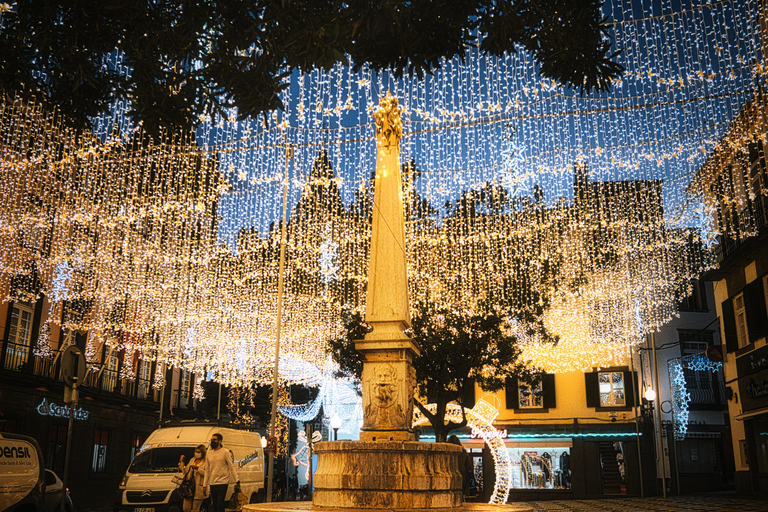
[739,368,768,412]
[37,398,90,421]
[471,427,508,439]
[468,428,641,440]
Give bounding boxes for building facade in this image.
[690,92,768,495]
[644,281,733,495]
[457,361,654,503]
[0,298,208,511]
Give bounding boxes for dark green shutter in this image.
[745,278,768,344]
[29,299,44,356]
[585,372,600,408]
[623,371,637,407]
[505,377,519,410]
[542,374,556,409]
[721,298,738,352]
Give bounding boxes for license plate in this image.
[134,508,155,512]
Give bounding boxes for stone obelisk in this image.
[356,92,420,442]
[310,94,463,510]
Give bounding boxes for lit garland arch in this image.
[412,399,512,505]
[668,354,723,440]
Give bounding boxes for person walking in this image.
[447,435,474,498]
[204,433,239,512]
[178,445,207,512]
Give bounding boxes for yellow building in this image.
[450,361,652,502]
[689,91,768,496]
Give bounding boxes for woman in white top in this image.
[178,444,207,512]
[203,433,239,512]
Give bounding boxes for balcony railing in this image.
[688,380,727,407]
[100,368,119,393]
[137,378,152,400]
[3,340,31,371]
[2,339,169,405]
[179,388,190,409]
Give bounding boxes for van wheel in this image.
[250,489,265,503]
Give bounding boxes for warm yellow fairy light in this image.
[1,0,763,383]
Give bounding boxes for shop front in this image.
[0,381,161,510]
[736,346,768,494]
[462,425,653,502]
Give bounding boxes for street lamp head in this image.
[644,388,656,402]
[330,414,342,431]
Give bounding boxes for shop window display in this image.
[507,446,571,489]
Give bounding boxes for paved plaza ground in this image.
[241,495,768,512]
[523,496,768,512]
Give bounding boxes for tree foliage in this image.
[329,303,540,442]
[0,0,623,132]
[410,301,538,442]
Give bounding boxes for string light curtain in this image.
[0,0,765,381]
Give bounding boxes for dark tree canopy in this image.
[329,304,540,443]
[0,0,623,132]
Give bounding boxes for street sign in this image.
[705,344,724,364]
[61,345,86,388]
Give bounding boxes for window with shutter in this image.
[505,378,518,410]
[744,277,768,344]
[585,372,600,408]
[509,374,556,411]
[598,372,626,406]
[764,275,768,321]
[586,371,635,409]
[518,380,544,409]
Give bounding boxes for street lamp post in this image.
[650,332,667,498]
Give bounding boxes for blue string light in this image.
[669,354,722,440]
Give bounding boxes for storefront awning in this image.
[733,408,768,421]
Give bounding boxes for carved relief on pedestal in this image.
[363,362,407,430]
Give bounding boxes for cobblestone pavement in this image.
[523,496,768,512]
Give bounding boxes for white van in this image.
[0,433,46,512]
[115,425,264,512]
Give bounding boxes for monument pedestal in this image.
[313,441,463,509]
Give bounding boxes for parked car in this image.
[0,432,46,512]
[116,425,264,512]
[44,470,73,512]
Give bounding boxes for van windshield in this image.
[129,447,196,473]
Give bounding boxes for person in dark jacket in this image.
[447,435,474,497]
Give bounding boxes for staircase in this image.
[599,442,623,495]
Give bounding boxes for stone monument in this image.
[311,93,463,509]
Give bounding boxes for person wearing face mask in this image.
[203,433,239,512]
[178,445,207,512]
